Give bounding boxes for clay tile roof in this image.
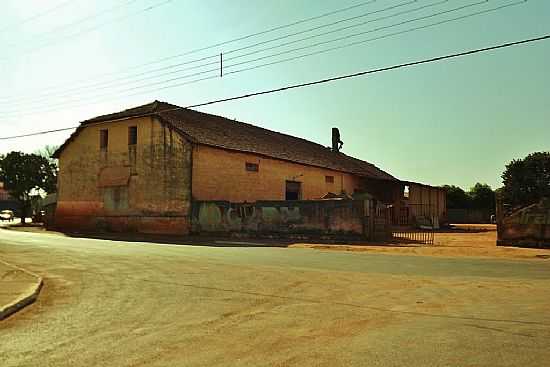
[55,101,396,181]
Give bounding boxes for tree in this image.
[468,183,495,213]
[0,151,57,223]
[35,144,60,168]
[502,152,550,207]
[441,185,470,209]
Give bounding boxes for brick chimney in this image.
[332,128,343,152]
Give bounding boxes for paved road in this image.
[1,228,549,367]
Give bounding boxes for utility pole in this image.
[220,53,223,78]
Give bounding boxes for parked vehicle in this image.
[0,210,15,222]
[32,210,46,223]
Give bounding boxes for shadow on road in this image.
[3,225,423,249]
[61,232,421,248]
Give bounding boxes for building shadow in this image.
[436,225,496,234]
[60,231,422,248]
[4,223,427,249]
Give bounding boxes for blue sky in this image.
[0,0,548,190]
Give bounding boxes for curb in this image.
[0,259,44,321]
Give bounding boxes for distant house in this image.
[53,101,445,235]
[0,182,19,212]
[0,182,8,201]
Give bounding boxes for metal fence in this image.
[392,228,435,245]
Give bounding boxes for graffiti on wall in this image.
[503,202,550,225]
[498,199,550,247]
[192,200,364,236]
[195,202,303,232]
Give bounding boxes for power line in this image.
[225,0,421,56]
[0,1,522,118]
[123,0,530,95]
[0,0,421,106]
[0,0,526,115]
[1,0,174,59]
[0,0,497,113]
[107,0,380,71]
[1,33,548,141]
[24,0,141,42]
[224,0,469,69]
[0,0,525,117]
[0,0,74,34]
[0,0,380,100]
[0,126,79,140]
[0,55,220,107]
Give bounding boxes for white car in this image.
[0,210,15,222]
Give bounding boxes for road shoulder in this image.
[0,259,43,321]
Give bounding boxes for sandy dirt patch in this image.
[291,224,550,260]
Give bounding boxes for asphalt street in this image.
[1,228,549,367]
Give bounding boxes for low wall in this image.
[498,200,550,248]
[191,200,365,239]
[448,209,492,224]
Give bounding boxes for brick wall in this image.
[0,190,10,201]
[192,144,362,202]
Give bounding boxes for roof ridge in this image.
[62,100,396,180]
[162,105,338,151]
[180,108,384,170]
[107,101,363,166]
[161,107,394,179]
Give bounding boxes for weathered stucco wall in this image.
[447,209,491,224]
[56,116,192,234]
[191,200,365,238]
[192,144,362,202]
[407,184,447,222]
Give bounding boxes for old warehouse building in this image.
[53,101,446,235]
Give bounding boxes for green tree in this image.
[468,183,495,213]
[502,152,550,207]
[0,151,57,223]
[441,185,470,209]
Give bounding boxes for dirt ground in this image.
[2,226,550,366]
[291,224,550,260]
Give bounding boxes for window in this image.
[100,129,108,151]
[285,181,301,201]
[128,126,137,146]
[404,185,410,199]
[245,162,259,172]
[103,186,128,211]
[325,175,334,184]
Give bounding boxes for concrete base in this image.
[0,260,43,321]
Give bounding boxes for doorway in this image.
[285,181,302,200]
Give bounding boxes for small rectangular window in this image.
[128,126,137,145]
[404,185,410,199]
[100,129,108,151]
[245,162,259,172]
[325,175,334,184]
